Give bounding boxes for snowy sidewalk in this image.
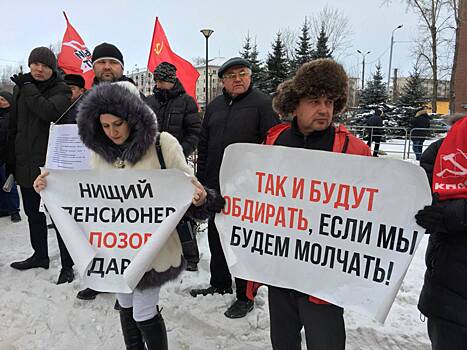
[0,216,430,349]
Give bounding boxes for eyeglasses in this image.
[223,71,250,80]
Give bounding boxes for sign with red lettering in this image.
[216,143,432,322]
[40,169,193,292]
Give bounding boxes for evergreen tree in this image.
[265,32,289,94]
[398,66,428,107]
[292,17,314,73]
[360,64,388,106]
[312,24,332,60]
[239,34,252,61]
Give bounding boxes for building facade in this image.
[195,57,227,109]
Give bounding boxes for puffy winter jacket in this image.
[146,80,201,157]
[197,86,279,190]
[8,73,71,187]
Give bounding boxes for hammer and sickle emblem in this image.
[154,42,164,55]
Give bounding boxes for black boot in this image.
[10,255,49,270]
[182,240,199,272]
[137,312,168,350]
[119,307,145,350]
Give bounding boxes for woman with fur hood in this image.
[34,81,222,350]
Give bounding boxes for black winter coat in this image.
[197,86,279,190]
[417,138,467,326]
[146,80,201,157]
[410,113,431,139]
[7,73,71,187]
[0,108,10,162]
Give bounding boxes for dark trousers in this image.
[177,217,199,264]
[0,162,20,214]
[208,217,247,300]
[428,317,467,350]
[21,186,73,268]
[268,286,345,350]
[367,136,381,157]
[412,138,425,160]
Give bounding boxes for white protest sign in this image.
[40,168,193,293]
[46,124,91,169]
[216,143,432,323]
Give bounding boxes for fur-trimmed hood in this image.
[77,82,157,164]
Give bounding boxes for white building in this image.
[195,57,227,109]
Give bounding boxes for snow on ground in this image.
[0,139,438,350]
[0,216,431,350]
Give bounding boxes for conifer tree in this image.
[312,25,332,60]
[265,32,289,93]
[292,17,313,73]
[398,66,428,107]
[360,64,388,105]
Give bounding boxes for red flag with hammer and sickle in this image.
[147,17,200,104]
[57,12,94,89]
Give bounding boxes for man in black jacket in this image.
[146,62,202,271]
[366,108,384,157]
[0,91,21,223]
[7,47,73,282]
[190,57,279,319]
[416,114,467,350]
[410,109,431,160]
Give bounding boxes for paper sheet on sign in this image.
[216,143,432,323]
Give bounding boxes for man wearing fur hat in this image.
[7,47,73,284]
[416,114,467,350]
[191,57,279,319]
[146,61,202,272]
[266,59,371,350]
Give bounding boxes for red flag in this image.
[147,18,200,104]
[57,12,94,89]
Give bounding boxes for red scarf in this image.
[432,116,467,200]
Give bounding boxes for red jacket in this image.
[247,122,371,303]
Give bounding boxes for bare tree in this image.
[448,0,463,111]
[280,27,298,65]
[310,6,353,59]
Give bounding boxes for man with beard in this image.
[146,62,202,272]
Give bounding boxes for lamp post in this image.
[200,28,214,108]
[357,50,371,90]
[387,24,403,89]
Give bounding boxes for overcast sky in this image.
[1,0,425,80]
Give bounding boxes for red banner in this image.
[147,18,200,104]
[57,12,94,89]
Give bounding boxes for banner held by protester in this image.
[216,143,432,323]
[40,168,193,293]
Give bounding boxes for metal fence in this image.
[343,125,447,159]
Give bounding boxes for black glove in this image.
[415,194,447,234]
[5,163,15,178]
[10,73,34,87]
[206,189,226,213]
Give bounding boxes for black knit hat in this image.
[153,62,177,83]
[0,91,13,106]
[92,43,124,68]
[218,57,251,78]
[28,47,57,70]
[64,74,85,89]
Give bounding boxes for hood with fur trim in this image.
[77,82,157,165]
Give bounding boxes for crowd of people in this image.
[1,41,465,350]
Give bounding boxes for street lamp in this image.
[387,24,403,89]
[357,50,371,90]
[200,28,214,107]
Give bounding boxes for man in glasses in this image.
[191,57,279,319]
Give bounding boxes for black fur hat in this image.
[273,59,348,116]
[77,82,157,164]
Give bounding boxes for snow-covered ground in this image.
[0,217,431,350]
[0,138,439,350]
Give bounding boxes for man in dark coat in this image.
[57,74,86,124]
[190,57,279,319]
[7,47,73,283]
[410,109,431,160]
[146,61,202,272]
[0,91,21,222]
[416,114,467,350]
[366,108,384,157]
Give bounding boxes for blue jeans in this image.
[412,139,425,160]
[0,162,20,214]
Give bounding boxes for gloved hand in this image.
[5,163,15,178]
[10,73,34,87]
[415,193,448,234]
[206,189,226,213]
